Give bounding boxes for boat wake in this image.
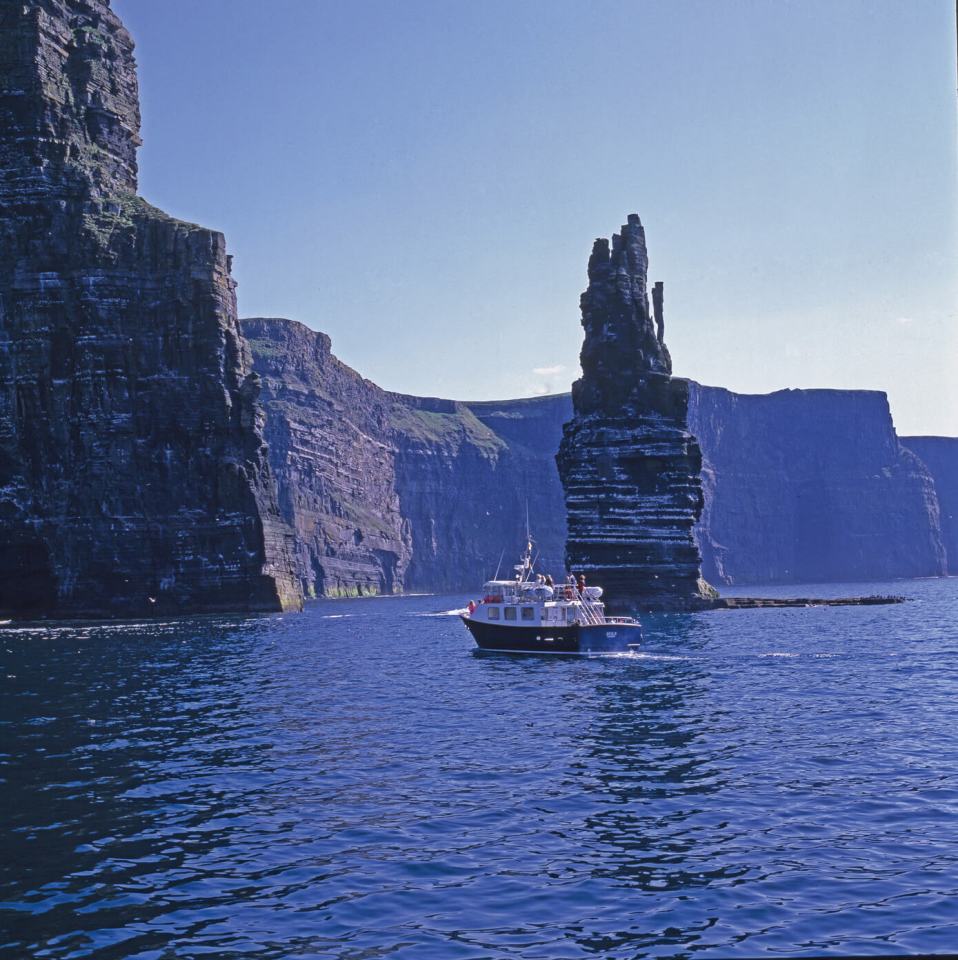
[627,651,693,662]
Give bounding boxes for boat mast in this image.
[523,502,534,582]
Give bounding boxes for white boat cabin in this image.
[474,579,606,627]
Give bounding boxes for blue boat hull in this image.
[461,616,641,655]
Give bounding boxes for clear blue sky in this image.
[115,0,957,436]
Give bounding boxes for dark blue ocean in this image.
[2,579,957,959]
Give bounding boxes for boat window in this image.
[521,606,534,621]
[504,607,517,621]
[488,606,500,620]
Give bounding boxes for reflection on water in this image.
[2,580,958,958]
[569,619,745,956]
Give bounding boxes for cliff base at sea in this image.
[714,595,904,609]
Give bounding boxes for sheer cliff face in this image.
[689,387,947,584]
[244,318,568,597]
[556,215,712,611]
[244,313,950,595]
[902,437,958,574]
[393,395,568,593]
[241,318,411,598]
[0,0,301,617]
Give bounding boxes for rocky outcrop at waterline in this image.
[0,0,302,618]
[555,215,714,611]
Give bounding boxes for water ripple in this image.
[2,579,957,958]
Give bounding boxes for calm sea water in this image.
[2,579,957,959]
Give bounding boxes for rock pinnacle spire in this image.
[557,215,715,610]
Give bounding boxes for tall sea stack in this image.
[0,0,302,617]
[556,215,714,611]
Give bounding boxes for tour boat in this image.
[460,540,643,655]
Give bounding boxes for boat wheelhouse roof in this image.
[481,580,555,599]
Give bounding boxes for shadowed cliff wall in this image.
[688,385,946,584]
[902,437,958,574]
[396,394,568,592]
[0,0,301,617]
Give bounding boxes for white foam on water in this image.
[626,652,693,662]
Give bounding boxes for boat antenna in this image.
[523,502,535,581]
[493,549,505,581]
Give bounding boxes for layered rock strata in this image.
[246,312,950,595]
[689,387,947,584]
[243,318,567,597]
[902,437,958,574]
[0,0,301,617]
[556,215,714,611]
[241,317,411,597]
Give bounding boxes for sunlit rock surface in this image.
[556,215,714,611]
[244,318,567,597]
[0,0,301,617]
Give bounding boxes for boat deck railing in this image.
[576,592,605,626]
